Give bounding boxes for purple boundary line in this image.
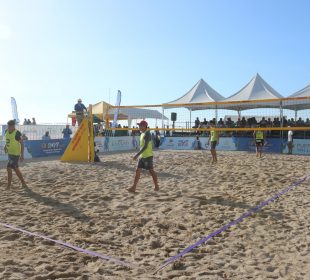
[0,222,133,268]
[154,176,307,273]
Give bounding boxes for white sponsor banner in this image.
[95,136,140,153]
[160,137,237,151]
[282,139,310,155]
[0,140,32,161]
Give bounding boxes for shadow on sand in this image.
[190,195,284,220]
[21,185,90,222]
[97,160,184,179]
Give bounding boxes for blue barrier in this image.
[24,139,70,158]
[237,137,284,153]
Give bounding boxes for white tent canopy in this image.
[108,107,168,121]
[164,78,224,110]
[283,83,310,111]
[219,73,283,110]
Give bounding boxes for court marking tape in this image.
[0,222,133,268]
[154,176,307,274]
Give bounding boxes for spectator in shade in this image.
[32,118,37,125]
[297,117,304,126]
[62,125,72,139]
[166,125,171,137]
[27,119,31,125]
[217,118,224,127]
[267,118,272,127]
[42,131,51,140]
[241,117,246,127]
[260,117,267,127]
[236,118,242,128]
[194,117,200,128]
[74,98,87,126]
[23,118,27,125]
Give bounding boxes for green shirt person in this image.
[4,120,27,189]
[127,120,159,193]
[207,122,219,164]
[253,126,266,158]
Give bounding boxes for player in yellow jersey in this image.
[127,121,159,193]
[253,125,266,158]
[4,120,27,189]
[207,121,219,164]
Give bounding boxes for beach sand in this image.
[0,150,309,280]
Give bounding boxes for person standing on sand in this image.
[287,126,293,154]
[4,120,27,189]
[207,121,219,164]
[253,125,266,158]
[127,120,159,193]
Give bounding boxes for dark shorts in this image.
[256,140,264,146]
[210,141,217,149]
[137,156,154,170]
[287,141,293,148]
[7,155,20,169]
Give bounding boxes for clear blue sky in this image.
[1,0,310,124]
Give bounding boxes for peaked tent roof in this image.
[164,79,224,110]
[220,73,283,110]
[289,83,310,98]
[283,83,310,111]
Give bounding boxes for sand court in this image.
[0,150,309,279]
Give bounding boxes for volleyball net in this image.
[105,97,310,137]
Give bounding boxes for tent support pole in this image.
[295,110,297,121]
[215,105,218,124]
[190,109,192,129]
[280,101,283,140]
[162,108,165,130]
[280,101,283,127]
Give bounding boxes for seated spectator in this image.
[32,117,37,125]
[236,118,242,128]
[267,118,272,127]
[203,118,208,125]
[23,118,28,125]
[260,117,267,127]
[225,117,234,128]
[241,117,246,127]
[194,117,200,128]
[217,118,224,127]
[62,125,72,139]
[306,118,310,126]
[42,131,51,140]
[166,125,171,137]
[27,119,32,125]
[297,117,304,126]
[273,117,280,127]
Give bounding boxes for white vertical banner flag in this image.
[112,90,122,128]
[10,97,20,124]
